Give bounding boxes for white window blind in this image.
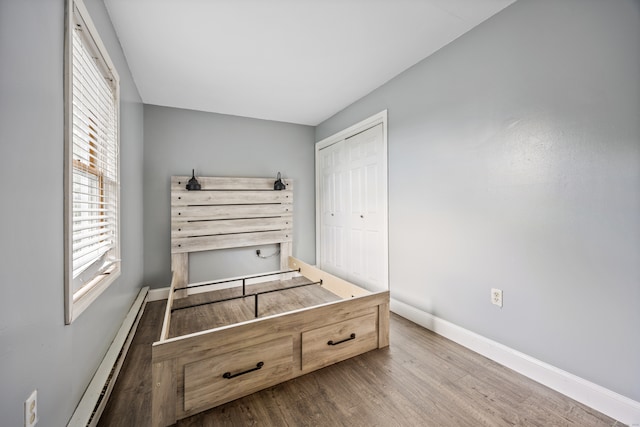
[65,0,120,323]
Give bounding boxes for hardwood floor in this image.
[169,277,341,337]
[98,300,622,427]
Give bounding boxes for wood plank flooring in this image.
[98,300,623,427]
[169,277,342,337]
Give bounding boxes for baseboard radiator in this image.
[68,286,149,427]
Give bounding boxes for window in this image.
[65,0,120,324]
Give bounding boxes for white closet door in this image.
[319,140,348,279]
[319,122,387,292]
[345,124,386,291]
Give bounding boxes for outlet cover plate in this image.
[491,288,503,308]
[25,389,38,427]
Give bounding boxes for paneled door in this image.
[318,119,388,292]
[319,139,349,280]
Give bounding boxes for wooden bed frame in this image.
[151,176,390,426]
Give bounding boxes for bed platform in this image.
[151,176,390,426]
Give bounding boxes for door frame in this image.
[315,110,389,290]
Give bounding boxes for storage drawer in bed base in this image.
[301,310,378,371]
[184,335,293,413]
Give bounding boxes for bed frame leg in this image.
[172,253,189,299]
[280,242,292,280]
[152,358,177,427]
[378,302,390,348]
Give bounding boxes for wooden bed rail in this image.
[159,271,178,342]
[288,257,370,299]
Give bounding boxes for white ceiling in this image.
[105,0,515,126]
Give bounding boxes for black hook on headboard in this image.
[186,169,201,191]
[274,172,286,191]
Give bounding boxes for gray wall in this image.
[0,0,144,426]
[143,105,316,287]
[317,0,640,402]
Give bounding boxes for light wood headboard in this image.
[170,175,293,293]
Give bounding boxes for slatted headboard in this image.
[170,175,293,295]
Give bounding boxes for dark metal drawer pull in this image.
[222,361,264,379]
[328,333,356,346]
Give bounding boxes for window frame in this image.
[64,0,121,324]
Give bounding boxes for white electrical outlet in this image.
[491,288,503,308]
[25,389,38,427]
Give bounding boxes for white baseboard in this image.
[390,298,640,426]
[148,287,169,301]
